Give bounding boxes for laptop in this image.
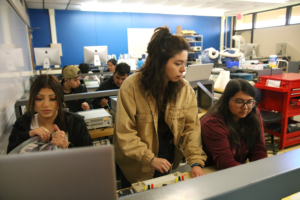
[0,146,117,200]
[184,63,213,82]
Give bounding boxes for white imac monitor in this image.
[0,48,24,70]
[34,47,61,69]
[84,46,108,66]
[276,43,286,55]
[244,43,260,59]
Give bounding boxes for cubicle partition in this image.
[14,90,119,118]
[122,149,300,200]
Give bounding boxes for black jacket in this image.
[7,112,93,154]
[93,76,119,108]
[64,84,93,113]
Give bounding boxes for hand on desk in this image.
[81,102,90,110]
[150,157,172,174]
[191,166,205,177]
[100,98,108,108]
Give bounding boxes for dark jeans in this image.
[120,140,175,189]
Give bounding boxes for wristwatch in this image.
[191,163,201,167]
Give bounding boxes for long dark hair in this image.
[28,75,68,132]
[202,79,261,148]
[139,26,190,112]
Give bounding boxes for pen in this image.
[107,103,110,109]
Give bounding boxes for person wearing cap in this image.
[93,63,130,109]
[61,65,93,112]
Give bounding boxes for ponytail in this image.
[140,26,190,112]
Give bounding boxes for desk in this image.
[90,111,208,139]
[214,87,224,93]
[255,73,300,149]
[89,127,114,139]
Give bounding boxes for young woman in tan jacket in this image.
[114,27,207,188]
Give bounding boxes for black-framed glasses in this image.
[230,99,256,108]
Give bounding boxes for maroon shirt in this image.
[200,109,267,170]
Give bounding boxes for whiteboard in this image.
[127,28,155,58]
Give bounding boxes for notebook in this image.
[184,63,213,82]
[0,146,117,200]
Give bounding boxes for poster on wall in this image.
[127,28,155,58]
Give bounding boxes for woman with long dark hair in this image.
[201,79,267,170]
[114,27,207,188]
[7,75,92,153]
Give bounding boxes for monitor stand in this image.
[94,55,101,66]
[251,50,257,59]
[43,57,50,69]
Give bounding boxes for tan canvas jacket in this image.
[113,72,207,183]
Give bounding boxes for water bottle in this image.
[138,58,143,69]
[239,53,245,69]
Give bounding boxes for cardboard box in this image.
[176,26,196,35]
[181,30,196,35]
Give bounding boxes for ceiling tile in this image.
[121,0,144,3]
[142,0,168,5]
[26,2,43,9]
[70,0,95,3]
[24,0,43,3]
[67,4,82,10]
[44,3,68,9]
[180,1,206,8]
[97,0,121,2]
[162,0,185,7]
[44,0,69,3]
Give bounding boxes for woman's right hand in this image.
[29,126,51,142]
[150,157,172,174]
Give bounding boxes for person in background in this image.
[107,58,117,72]
[114,27,207,188]
[78,63,100,84]
[7,75,93,154]
[93,63,130,109]
[61,65,93,112]
[201,79,267,170]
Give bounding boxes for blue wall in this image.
[29,9,221,68]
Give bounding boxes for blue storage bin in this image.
[230,73,253,80]
[226,61,239,68]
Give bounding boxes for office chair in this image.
[254,87,281,155]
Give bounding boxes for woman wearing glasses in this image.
[200,79,267,170]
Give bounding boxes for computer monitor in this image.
[1,146,117,200]
[34,47,61,69]
[276,43,286,55]
[244,43,260,59]
[84,46,108,66]
[0,48,24,70]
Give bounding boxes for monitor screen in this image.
[84,46,108,66]
[34,47,61,68]
[244,43,260,58]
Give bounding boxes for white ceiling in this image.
[24,0,300,16]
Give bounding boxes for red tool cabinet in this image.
[255,73,300,149]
